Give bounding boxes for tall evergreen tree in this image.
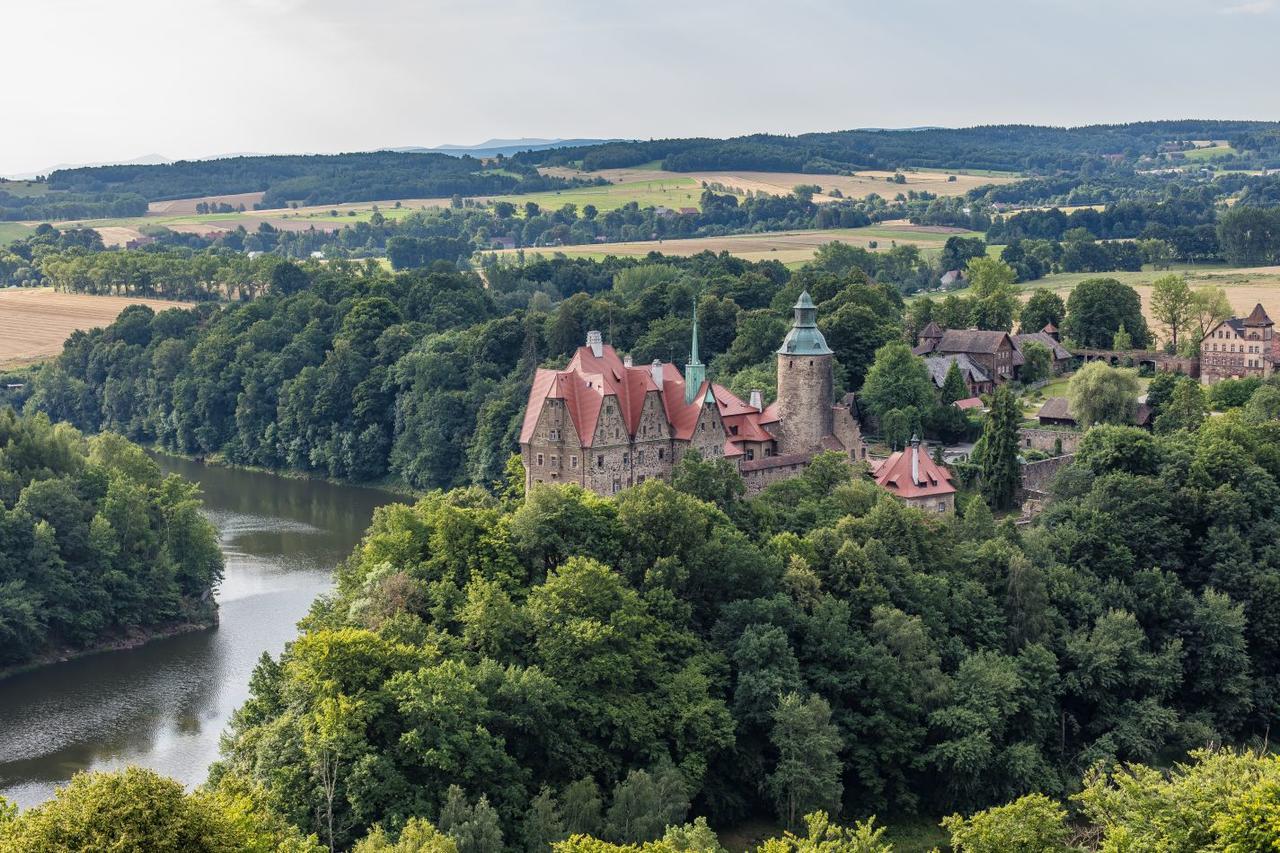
[980,385,1021,511]
[941,360,969,405]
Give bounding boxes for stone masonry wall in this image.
[1019,427,1082,455]
[1019,454,1076,498]
[775,353,833,453]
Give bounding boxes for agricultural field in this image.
[1020,264,1280,340]
[146,191,266,214]
[539,163,1016,206]
[482,222,981,265]
[0,180,51,198]
[0,288,184,368]
[0,222,36,244]
[1177,140,1237,161]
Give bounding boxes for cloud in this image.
[1220,0,1273,13]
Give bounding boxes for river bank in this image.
[0,613,217,683]
[0,453,401,808]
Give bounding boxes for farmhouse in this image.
[1199,303,1277,384]
[519,292,865,497]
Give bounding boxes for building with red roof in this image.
[872,436,956,513]
[520,293,865,496]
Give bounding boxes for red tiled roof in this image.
[874,442,956,499]
[523,342,778,450]
[954,397,984,410]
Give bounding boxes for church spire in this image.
[684,294,706,404]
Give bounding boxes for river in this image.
[0,455,405,808]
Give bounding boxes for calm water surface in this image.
[0,455,403,807]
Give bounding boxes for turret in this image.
[683,297,705,404]
[774,291,834,453]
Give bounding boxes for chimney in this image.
[585,330,603,357]
[623,354,633,368]
[651,359,664,389]
[910,434,921,485]
[749,389,763,412]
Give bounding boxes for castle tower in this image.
[774,290,833,454]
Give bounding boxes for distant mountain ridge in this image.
[390,138,621,158]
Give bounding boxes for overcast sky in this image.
[3,0,1278,176]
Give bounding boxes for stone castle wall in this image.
[774,353,833,453]
[1018,427,1083,455]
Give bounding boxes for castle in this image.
[519,292,864,496]
[1200,303,1277,384]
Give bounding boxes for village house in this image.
[519,292,866,497]
[914,324,1017,383]
[1035,396,1154,430]
[1012,323,1073,376]
[872,436,956,513]
[1200,303,1278,384]
[924,353,995,396]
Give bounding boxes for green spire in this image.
[777,290,833,356]
[684,295,706,404]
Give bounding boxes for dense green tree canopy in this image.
[0,412,222,669]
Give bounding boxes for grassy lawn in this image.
[0,222,36,244]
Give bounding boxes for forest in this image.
[68,404,1280,851]
[520,121,1280,174]
[37,151,598,212]
[0,411,223,669]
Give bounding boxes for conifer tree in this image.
[980,385,1021,510]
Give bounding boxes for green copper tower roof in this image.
[684,297,706,404]
[777,290,833,356]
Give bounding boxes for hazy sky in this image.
[3,0,1278,176]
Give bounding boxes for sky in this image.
[3,0,1279,176]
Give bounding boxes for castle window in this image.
[745,449,755,461]
[809,360,813,366]
[549,429,559,441]
[730,425,739,435]
[637,475,646,484]
[622,452,630,465]
[571,455,578,468]
[700,422,706,431]
[550,455,558,467]
[597,455,604,468]
[612,479,621,493]
[606,405,614,415]
[636,450,644,463]
[537,453,544,466]
[658,448,665,460]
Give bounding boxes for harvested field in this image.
[1019,266,1280,347]
[0,289,185,367]
[540,165,1015,203]
[147,191,266,215]
[92,226,146,247]
[481,224,979,266]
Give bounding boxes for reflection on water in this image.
[0,455,405,807]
